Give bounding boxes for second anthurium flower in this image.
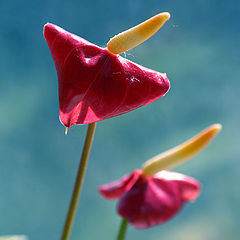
[99,124,221,228]
[100,169,200,229]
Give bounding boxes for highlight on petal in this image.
[142,124,222,176]
[43,23,170,128]
[107,12,170,54]
[155,170,200,202]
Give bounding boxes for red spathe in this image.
[99,170,200,229]
[44,23,170,127]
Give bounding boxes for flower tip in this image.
[65,127,69,135]
[107,12,171,54]
[43,22,52,35]
[43,22,65,46]
[43,22,55,43]
[44,22,51,28]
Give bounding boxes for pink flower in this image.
[99,124,222,229]
[43,13,170,128]
[99,169,200,228]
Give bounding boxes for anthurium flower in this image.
[100,169,199,228]
[43,13,170,128]
[99,124,221,228]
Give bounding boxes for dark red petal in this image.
[118,171,200,229]
[99,170,141,199]
[44,23,170,127]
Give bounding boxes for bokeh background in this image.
[0,0,239,239]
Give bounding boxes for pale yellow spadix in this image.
[107,12,170,55]
[142,124,222,176]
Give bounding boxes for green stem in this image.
[61,122,97,240]
[117,218,128,240]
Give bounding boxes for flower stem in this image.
[61,122,96,240]
[117,218,128,240]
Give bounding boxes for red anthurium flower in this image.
[43,13,170,128]
[99,124,222,228]
[99,169,200,228]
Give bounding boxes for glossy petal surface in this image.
[99,170,200,229]
[44,23,170,127]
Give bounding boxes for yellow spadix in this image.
[142,124,222,176]
[107,12,170,55]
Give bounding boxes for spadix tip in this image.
[157,12,171,21]
[210,123,222,133]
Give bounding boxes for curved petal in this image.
[44,23,170,127]
[155,170,201,201]
[99,170,141,199]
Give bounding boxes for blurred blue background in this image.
[0,0,239,239]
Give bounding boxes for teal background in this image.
[0,0,239,239]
